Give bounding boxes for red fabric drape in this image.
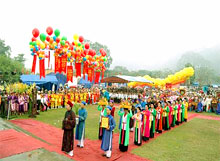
[95,72,100,84]
[31,55,37,74]
[39,59,45,79]
[88,68,93,82]
[55,56,61,73]
[61,55,67,74]
[67,65,73,82]
[75,62,81,77]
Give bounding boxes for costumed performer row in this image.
[101,105,116,158]
[62,101,76,157]
[75,101,88,148]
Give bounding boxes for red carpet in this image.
[4,113,216,161]
[0,129,45,159]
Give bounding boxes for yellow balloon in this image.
[40,43,45,49]
[67,53,71,57]
[36,40,40,45]
[73,34,79,41]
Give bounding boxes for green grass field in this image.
[13,105,121,140]
[189,111,220,117]
[132,118,220,161]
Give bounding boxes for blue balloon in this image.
[31,53,35,56]
[53,36,56,41]
[83,57,87,61]
[31,48,33,51]
[55,46,58,49]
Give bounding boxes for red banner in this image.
[67,65,73,82]
[61,55,67,73]
[55,56,61,73]
[39,59,45,79]
[31,55,37,74]
[75,62,81,77]
[95,72,100,84]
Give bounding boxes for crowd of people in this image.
[61,87,220,158]
[1,86,220,158]
[0,87,102,119]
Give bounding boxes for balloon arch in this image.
[30,27,108,83]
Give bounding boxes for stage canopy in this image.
[101,75,153,84]
[20,75,58,90]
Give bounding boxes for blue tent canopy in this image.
[101,75,153,83]
[20,75,58,90]
[78,74,92,88]
[47,72,67,86]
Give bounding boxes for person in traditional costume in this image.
[183,98,188,122]
[24,93,29,113]
[97,98,108,140]
[196,98,203,113]
[132,106,142,146]
[149,103,156,138]
[168,101,173,129]
[110,100,115,117]
[156,102,163,133]
[101,106,116,158]
[216,99,220,115]
[172,101,177,127]
[180,100,185,123]
[75,101,87,148]
[162,102,170,130]
[18,94,25,115]
[176,101,181,125]
[62,101,76,157]
[118,104,133,152]
[142,104,150,141]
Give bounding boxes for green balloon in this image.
[40,33,46,42]
[54,29,60,37]
[61,40,65,46]
[32,42,37,46]
[29,42,33,45]
[61,36,67,41]
[77,42,81,47]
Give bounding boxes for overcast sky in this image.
[1,0,220,71]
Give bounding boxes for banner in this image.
[88,68,93,82]
[55,56,61,73]
[61,54,67,73]
[39,59,45,79]
[31,55,37,74]
[95,72,100,84]
[75,62,81,77]
[67,65,73,82]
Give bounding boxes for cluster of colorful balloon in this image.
[128,67,195,88]
[29,27,108,82]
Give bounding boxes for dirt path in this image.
[1,113,219,161]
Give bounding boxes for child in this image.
[101,106,116,158]
[75,101,87,148]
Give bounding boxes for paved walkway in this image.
[1,113,219,161]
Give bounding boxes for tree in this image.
[0,39,11,57]
[14,53,26,65]
[84,40,113,68]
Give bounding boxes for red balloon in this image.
[85,43,90,49]
[88,49,93,56]
[46,26,53,36]
[72,42,75,46]
[32,37,37,42]
[99,48,104,54]
[56,37,60,43]
[92,49,96,56]
[46,36,50,42]
[84,49,88,55]
[79,36,84,43]
[32,28,40,38]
